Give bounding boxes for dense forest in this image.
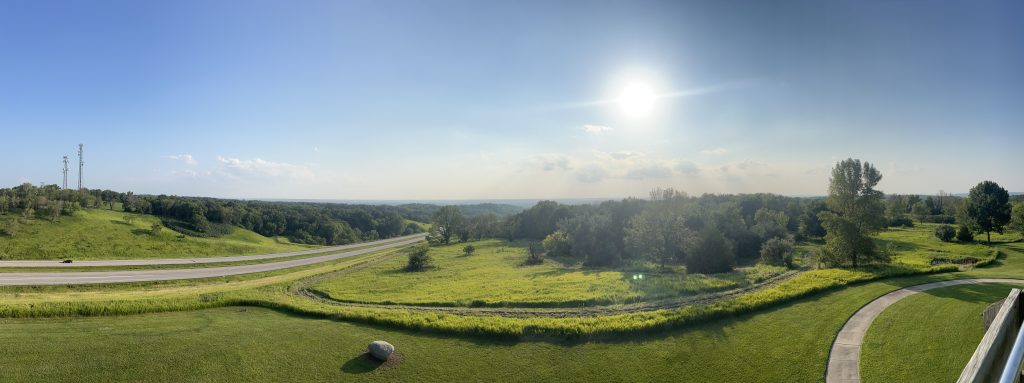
[0,183,519,246]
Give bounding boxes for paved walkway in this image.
[826,278,1024,383]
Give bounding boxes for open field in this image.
[310,239,787,307]
[860,283,1019,383]
[0,209,311,260]
[0,224,1020,381]
[880,223,1006,267]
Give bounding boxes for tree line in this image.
[429,158,1024,274]
[0,183,520,246]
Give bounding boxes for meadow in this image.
[310,239,788,307]
[0,209,310,260]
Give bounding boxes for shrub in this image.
[525,243,544,265]
[150,223,162,236]
[541,231,571,258]
[933,225,955,242]
[887,215,914,228]
[405,245,433,271]
[686,229,735,274]
[956,225,974,242]
[759,237,795,267]
[462,245,476,256]
[1,221,17,237]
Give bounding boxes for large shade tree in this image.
[962,181,1012,244]
[818,158,888,268]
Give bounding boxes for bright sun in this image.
[618,82,657,117]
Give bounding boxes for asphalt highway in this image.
[0,235,424,286]
[0,234,425,267]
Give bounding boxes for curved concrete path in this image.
[825,278,1024,383]
[0,236,423,286]
[0,234,425,267]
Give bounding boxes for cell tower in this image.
[77,144,84,190]
[62,155,69,189]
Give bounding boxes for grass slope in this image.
[860,283,1021,383]
[310,239,786,307]
[0,209,310,260]
[881,223,1001,267]
[0,273,998,383]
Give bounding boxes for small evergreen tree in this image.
[956,225,974,242]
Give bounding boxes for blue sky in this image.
[1,0,1021,199]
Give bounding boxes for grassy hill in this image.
[0,209,311,260]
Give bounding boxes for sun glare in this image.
[618,82,657,118]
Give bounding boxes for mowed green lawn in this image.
[310,239,787,307]
[880,223,1004,267]
[0,209,310,260]
[860,283,1022,383]
[0,274,950,383]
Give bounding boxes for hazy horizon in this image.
[1,0,1020,200]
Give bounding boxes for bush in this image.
[887,215,914,228]
[956,225,974,242]
[686,229,735,274]
[462,245,476,256]
[759,237,795,267]
[933,225,956,242]
[150,223,162,236]
[525,243,544,265]
[1,221,17,238]
[541,230,571,258]
[405,245,433,271]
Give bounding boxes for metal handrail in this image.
[999,320,1024,383]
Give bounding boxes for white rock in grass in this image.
[368,340,395,360]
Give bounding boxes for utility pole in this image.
[77,144,84,190]
[62,155,69,189]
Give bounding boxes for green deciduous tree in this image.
[760,237,795,267]
[818,158,887,268]
[963,181,1012,244]
[933,224,955,242]
[624,196,691,268]
[405,245,433,271]
[541,230,571,258]
[1011,202,1024,238]
[431,205,466,245]
[685,229,735,274]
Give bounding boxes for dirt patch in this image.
[360,351,403,369]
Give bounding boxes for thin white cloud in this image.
[582,124,612,135]
[216,156,315,179]
[165,154,199,165]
